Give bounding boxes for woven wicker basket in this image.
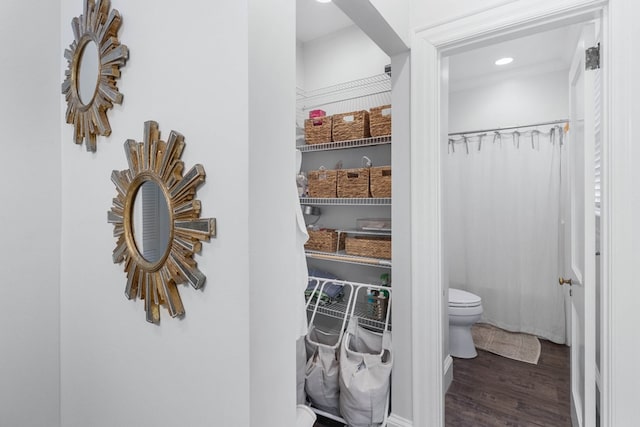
[337,168,370,198]
[304,116,333,145]
[369,104,392,137]
[345,235,391,259]
[308,168,337,198]
[370,166,391,198]
[332,110,371,141]
[305,229,346,253]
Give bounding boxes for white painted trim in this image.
[411,1,611,426]
[420,0,605,54]
[410,32,444,427]
[387,413,413,427]
[444,355,454,393]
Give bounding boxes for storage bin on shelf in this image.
[305,228,346,253]
[307,168,337,198]
[345,235,392,259]
[369,104,392,137]
[305,116,333,145]
[332,110,371,141]
[337,168,370,198]
[369,166,392,198]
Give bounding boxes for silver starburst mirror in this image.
[62,0,129,152]
[108,121,216,323]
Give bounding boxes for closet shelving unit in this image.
[305,278,392,426]
[296,134,391,152]
[300,197,391,206]
[298,73,392,273]
[306,276,392,333]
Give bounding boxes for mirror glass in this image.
[77,40,100,105]
[132,181,171,263]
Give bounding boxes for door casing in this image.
[410,1,609,426]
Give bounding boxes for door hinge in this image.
[586,43,600,70]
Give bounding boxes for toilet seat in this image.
[449,288,482,308]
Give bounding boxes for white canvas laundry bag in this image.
[296,336,307,405]
[304,325,342,415]
[339,317,392,427]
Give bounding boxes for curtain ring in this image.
[531,130,540,149]
[477,133,486,151]
[493,131,502,147]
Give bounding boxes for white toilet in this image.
[448,288,483,359]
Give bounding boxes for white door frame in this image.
[410,1,610,426]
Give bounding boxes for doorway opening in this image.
[439,17,603,427]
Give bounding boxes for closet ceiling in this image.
[296,0,353,43]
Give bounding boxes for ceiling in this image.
[296,0,354,43]
[448,24,582,86]
[296,2,582,84]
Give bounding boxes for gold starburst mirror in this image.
[62,0,129,152]
[108,121,217,323]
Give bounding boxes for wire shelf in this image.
[307,300,390,332]
[297,135,391,152]
[297,73,391,111]
[300,197,391,206]
[305,250,392,268]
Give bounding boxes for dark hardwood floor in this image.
[446,340,571,427]
[313,340,569,426]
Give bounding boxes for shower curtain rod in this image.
[448,119,568,137]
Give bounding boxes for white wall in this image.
[301,25,390,91]
[449,68,568,133]
[609,1,640,423]
[248,0,298,425]
[0,2,61,426]
[59,1,252,426]
[296,39,305,89]
[411,0,518,29]
[370,0,410,46]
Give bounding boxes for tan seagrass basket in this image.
[345,235,392,259]
[332,110,371,141]
[305,229,346,253]
[369,166,391,198]
[304,116,333,145]
[369,104,392,137]
[307,168,337,198]
[337,168,370,198]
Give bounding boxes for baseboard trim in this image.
[387,413,413,427]
[444,355,454,393]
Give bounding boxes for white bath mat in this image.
[471,323,541,364]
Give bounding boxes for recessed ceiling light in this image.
[316,0,332,3]
[495,57,514,66]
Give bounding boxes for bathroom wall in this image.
[449,68,569,133]
[60,1,296,426]
[0,2,61,426]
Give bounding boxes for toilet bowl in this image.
[448,288,483,359]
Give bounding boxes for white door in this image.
[562,22,597,427]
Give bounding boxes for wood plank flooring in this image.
[314,339,570,426]
[446,339,571,427]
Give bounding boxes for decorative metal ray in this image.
[62,0,129,152]
[108,121,216,323]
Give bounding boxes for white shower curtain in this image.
[444,132,566,344]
